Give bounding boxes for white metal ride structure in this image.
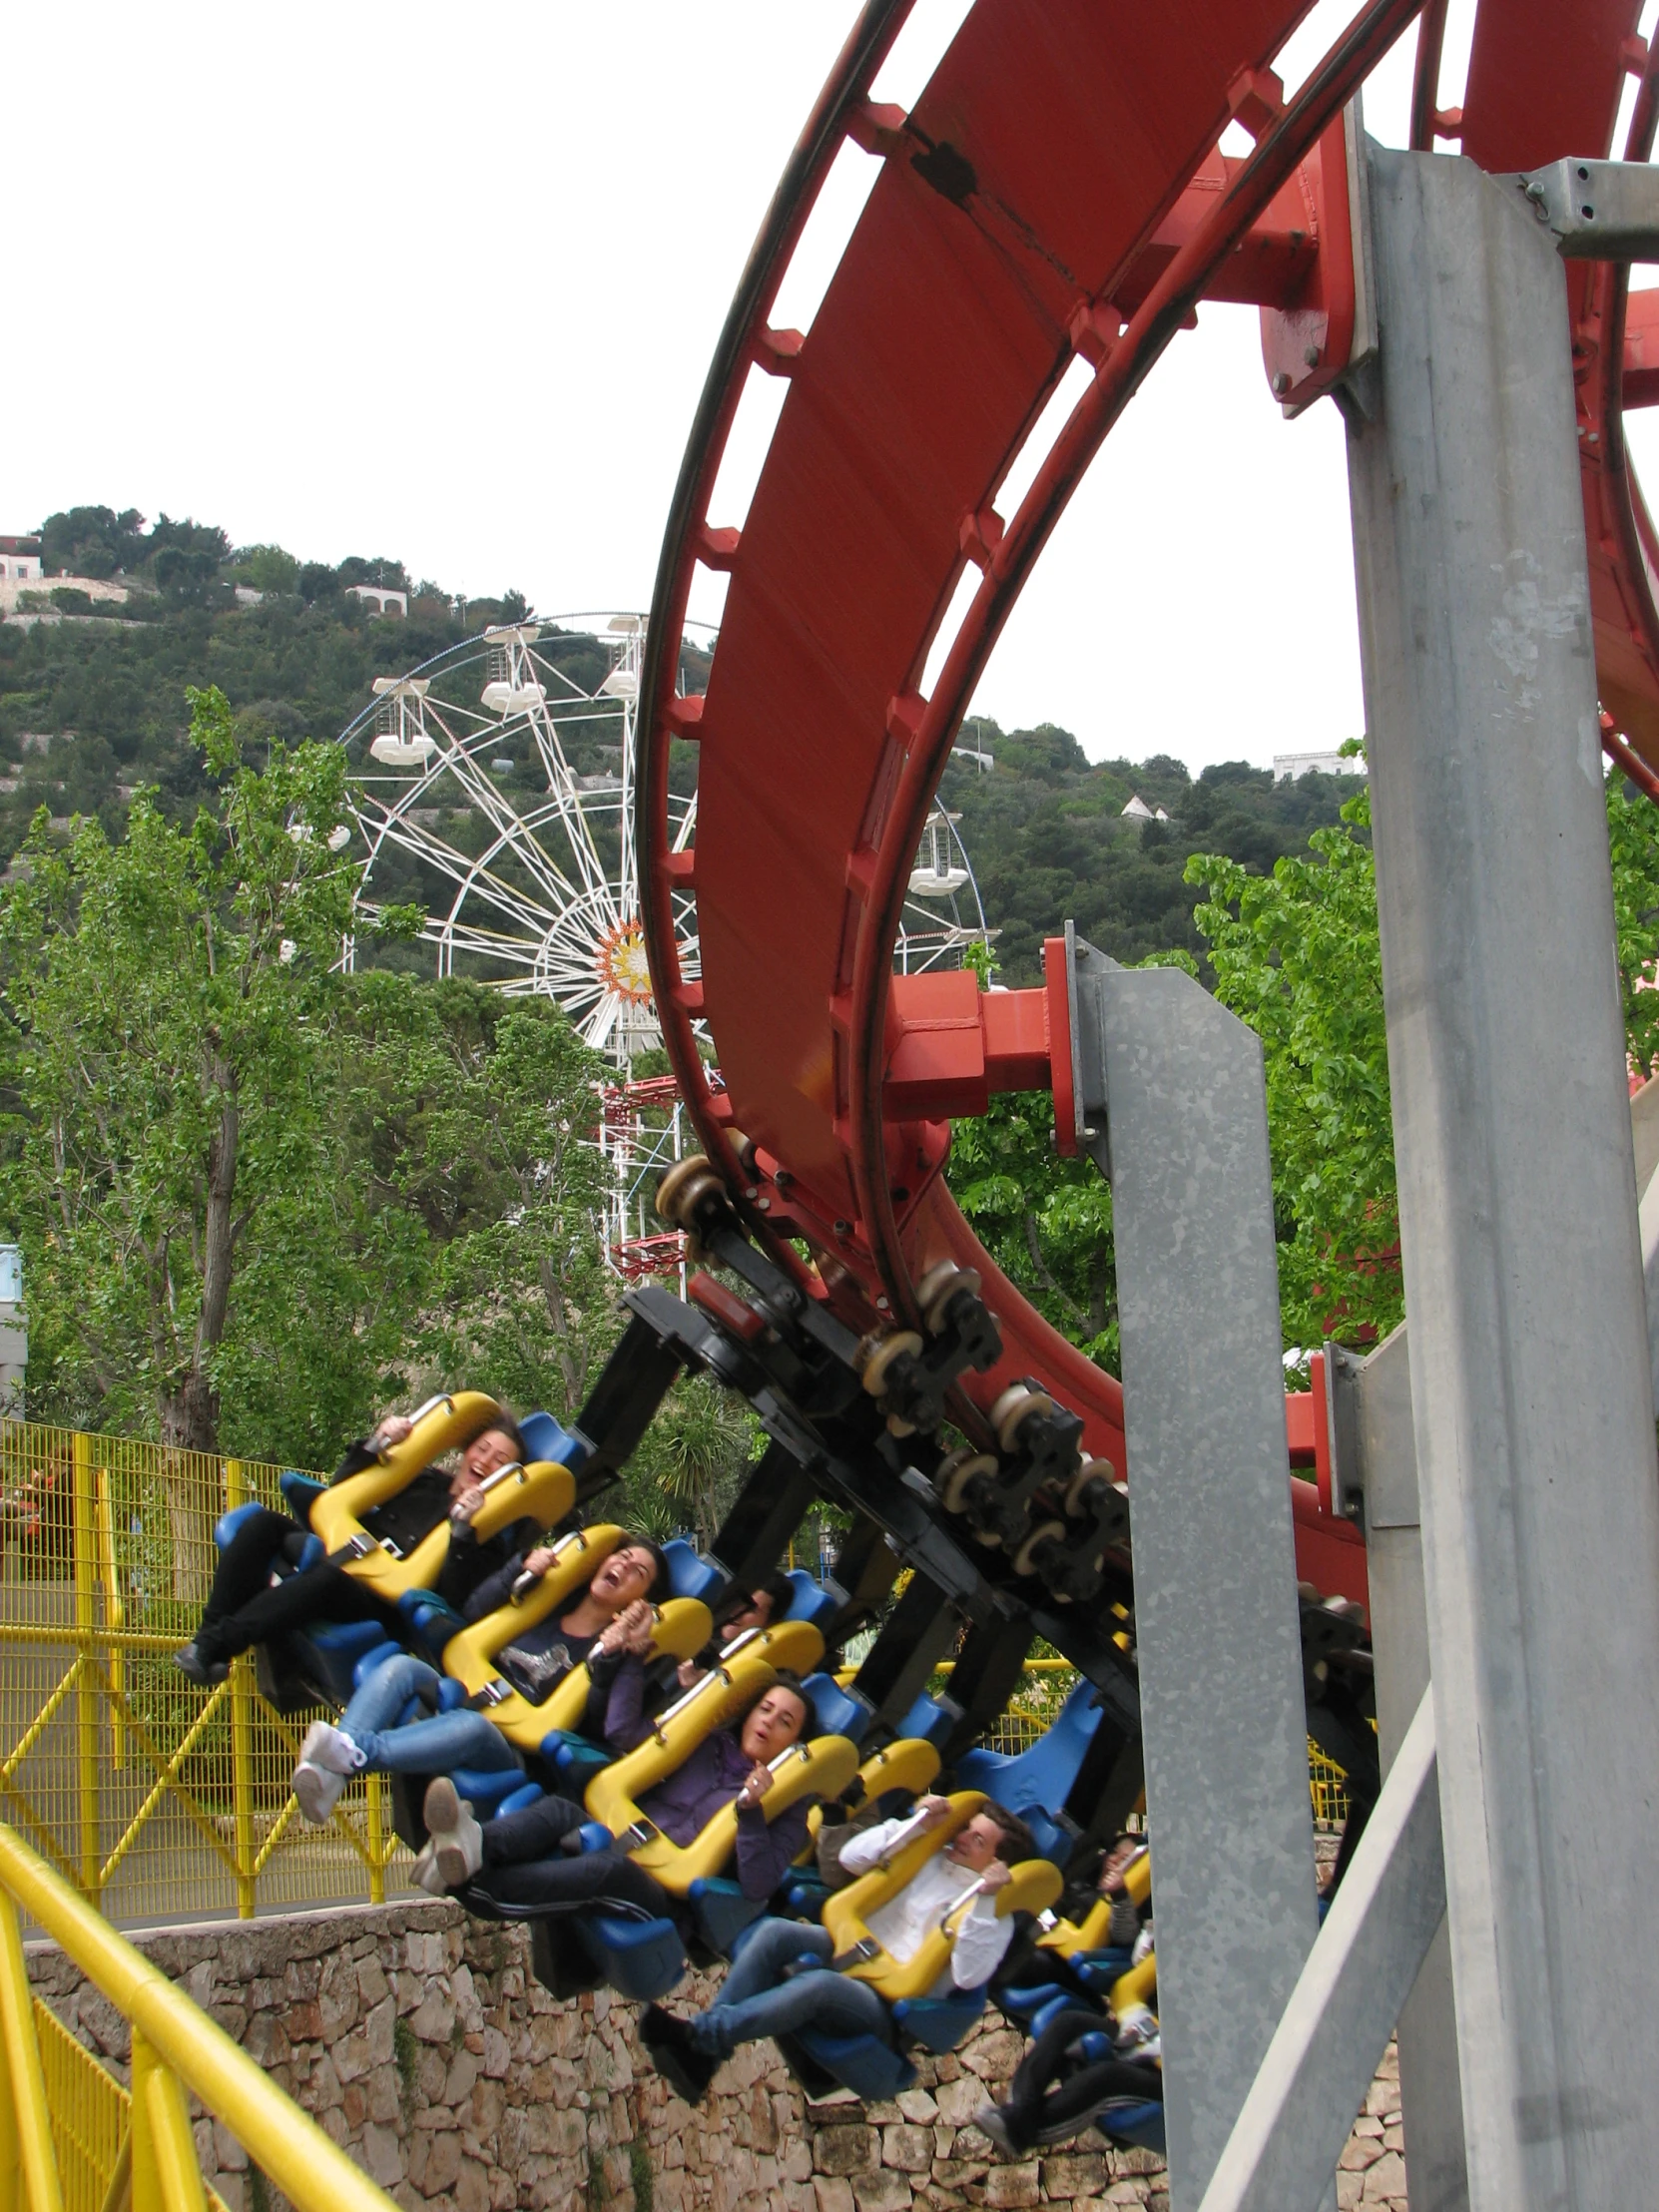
[337,612,993,1277]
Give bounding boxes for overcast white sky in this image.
[6,1,1659,771]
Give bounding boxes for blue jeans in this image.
[338,1653,521,1779]
[688,1918,891,2056]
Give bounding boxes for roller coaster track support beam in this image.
[1330,1324,1468,2212]
[1064,931,1330,2212]
[1346,146,1659,2208]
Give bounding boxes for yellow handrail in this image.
[0,1821,397,2212]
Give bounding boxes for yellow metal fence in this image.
[0,1818,397,2212]
[0,1421,406,1930]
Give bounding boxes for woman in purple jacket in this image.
[417,1676,815,1923]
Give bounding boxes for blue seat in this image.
[279,1469,328,1524]
[783,1570,838,1635]
[294,1618,397,1706]
[687,1875,765,1955]
[997,1978,1079,2031]
[570,1910,687,2001]
[1089,2098,1166,2154]
[661,1538,724,1605]
[802,1672,870,1746]
[779,1868,830,1921]
[792,2027,914,2100]
[449,1766,541,1819]
[896,1694,953,1750]
[1021,1809,1072,1870]
[1071,1944,1135,1993]
[399,1587,465,1652]
[214,1500,268,1551]
[891,1986,987,2053]
[788,1986,987,2102]
[519,1411,588,1471]
[542,1728,613,1790]
[955,1675,1104,1826]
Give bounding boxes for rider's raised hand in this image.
[737,1762,774,1809]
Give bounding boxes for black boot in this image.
[639,2004,718,2103]
[174,1642,229,1687]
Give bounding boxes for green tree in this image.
[1185,781,1397,1354]
[0,686,370,1458]
[236,545,300,596]
[408,997,619,1414]
[1608,771,1659,1079]
[948,766,1659,1373]
[624,1375,759,1546]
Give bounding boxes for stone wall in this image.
[26,1900,1407,2212]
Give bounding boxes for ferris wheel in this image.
[336,612,994,1067]
[337,614,691,1062]
[336,613,994,1279]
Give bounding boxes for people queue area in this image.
[172,1394,1165,2152]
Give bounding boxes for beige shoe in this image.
[422,1776,483,1886]
[410,1840,448,1898]
[292,1760,345,1825]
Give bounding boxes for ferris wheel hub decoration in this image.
[598,917,654,1005]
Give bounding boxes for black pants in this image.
[194,1511,395,1663]
[1001,2006,1163,2149]
[461,1793,674,1920]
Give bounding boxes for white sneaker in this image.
[422,1776,483,1886]
[292,1760,346,1825]
[1114,2004,1161,2062]
[299,1720,364,1776]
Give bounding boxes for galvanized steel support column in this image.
[1347,146,1659,2206]
[1350,1324,1467,2212]
[1079,955,1326,2212]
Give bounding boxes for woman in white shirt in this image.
[639,1796,1035,2102]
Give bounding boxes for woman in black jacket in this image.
[175,1406,536,1685]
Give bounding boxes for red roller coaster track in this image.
[636,0,1659,1620]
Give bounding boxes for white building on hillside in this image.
[0,537,42,582]
[348,584,407,617]
[1274,748,1365,781]
[1122,794,1170,823]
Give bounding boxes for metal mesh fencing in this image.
[0,1420,407,1930]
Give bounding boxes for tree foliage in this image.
[1607,771,1659,1079]
[1185,780,1398,1355]
[950,765,1659,1374]
[0,686,373,1451]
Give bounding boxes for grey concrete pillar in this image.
[1347,146,1659,2206]
[1083,958,1325,2212]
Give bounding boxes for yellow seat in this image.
[1107,1949,1158,2016]
[438,1524,713,1752]
[378,1456,574,1600]
[804,1737,943,1852]
[582,1627,858,1895]
[1036,1843,1152,1956]
[822,1791,1063,2002]
[306,1392,560,1602]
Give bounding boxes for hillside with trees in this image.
[3,505,1361,979]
